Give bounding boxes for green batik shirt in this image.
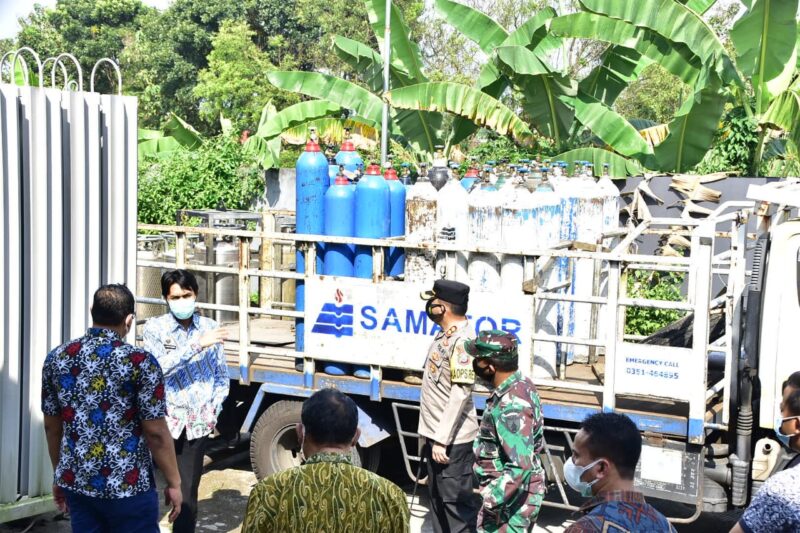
[473,371,545,527]
[241,452,409,533]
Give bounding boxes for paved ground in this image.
[0,441,736,533]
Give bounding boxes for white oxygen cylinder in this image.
[405,175,438,283]
[436,176,470,282]
[500,183,536,292]
[468,182,502,291]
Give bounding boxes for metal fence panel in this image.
[1,59,137,522]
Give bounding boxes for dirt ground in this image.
[0,439,737,533]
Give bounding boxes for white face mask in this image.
[564,457,602,497]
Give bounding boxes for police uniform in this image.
[418,280,480,533]
[467,330,545,533]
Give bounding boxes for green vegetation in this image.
[625,271,686,337]
[138,135,263,225]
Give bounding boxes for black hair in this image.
[784,389,800,417]
[91,284,135,326]
[484,355,518,372]
[448,302,468,317]
[782,371,800,392]
[161,269,199,298]
[301,388,358,446]
[580,412,641,479]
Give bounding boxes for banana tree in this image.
[255,0,443,162]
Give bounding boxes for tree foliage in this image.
[138,135,263,225]
[193,21,298,133]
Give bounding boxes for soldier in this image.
[418,279,481,533]
[467,330,544,533]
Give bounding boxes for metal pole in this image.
[380,0,391,164]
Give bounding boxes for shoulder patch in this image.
[450,341,475,385]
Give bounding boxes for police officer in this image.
[418,280,480,533]
[467,330,544,533]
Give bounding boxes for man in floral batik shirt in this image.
[42,284,182,532]
[143,270,228,533]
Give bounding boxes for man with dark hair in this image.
[780,371,800,469]
[143,269,229,533]
[564,412,675,532]
[468,330,544,532]
[42,284,182,532]
[241,388,409,532]
[417,279,481,533]
[731,389,800,533]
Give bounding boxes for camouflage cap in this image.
[464,330,518,360]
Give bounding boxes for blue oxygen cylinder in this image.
[328,154,340,185]
[335,129,364,178]
[295,131,328,354]
[354,163,390,278]
[323,172,355,276]
[384,166,406,276]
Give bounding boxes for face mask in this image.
[775,415,800,448]
[473,359,496,382]
[168,298,196,320]
[426,300,445,323]
[564,457,602,497]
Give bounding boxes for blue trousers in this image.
[64,488,159,533]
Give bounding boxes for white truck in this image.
[131,178,800,524]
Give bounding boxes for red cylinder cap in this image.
[304,139,321,152]
[465,168,479,178]
[341,140,355,151]
[334,175,350,185]
[384,168,398,180]
[365,164,381,175]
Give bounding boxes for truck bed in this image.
[223,318,692,438]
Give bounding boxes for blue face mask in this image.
[168,298,196,320]
[775,415,800,448]
[564,457,602,497]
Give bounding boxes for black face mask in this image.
[426,300,445,323]
[473,359,496,382]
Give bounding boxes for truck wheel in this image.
[250,399,366,480]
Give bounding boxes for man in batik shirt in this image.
[468,330,544,533]
[143,269,228,533]
[241,388,408,532]
[42,284,182,531]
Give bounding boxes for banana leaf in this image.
[730,0,799,113]
[162,113,203,150]
[280,117,381,145]
[578,0,737,85]
[447,8,559,150]
[496,46,576,146]
[388,82,534,144]
[434,0,508,54]
[549,13,703,85]
[267,71,385,125]
[333,36,389,93]
[366,0,427,83]
[569,91,654,163]
[244,100,282,168]
[683,0,717,14]
[254,100,342,139]
[654,84,725,172]
[553,147,642,177]
[138,136,184,160]
[579,46,647,107]
[761,89,800,149]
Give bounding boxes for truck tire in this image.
[250,399,372,480]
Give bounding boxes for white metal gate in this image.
[0,48,137,523]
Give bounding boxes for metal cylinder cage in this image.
[0,48,137,522]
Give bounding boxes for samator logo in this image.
[311,297,354,337]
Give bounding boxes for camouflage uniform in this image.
[467,331,545,533]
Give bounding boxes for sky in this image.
[0,0,174,40]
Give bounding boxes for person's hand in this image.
[164,485,182,523]
[199,328,228,348]
[52,485,68,514]
[431,442,450,464]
